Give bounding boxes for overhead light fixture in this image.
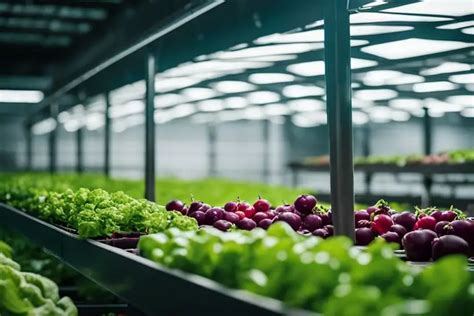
[211,81,256,94]
[85,112,105,131]
[389,99,423,111]
[420,62,472,76]
[462,27,474,35]
[283,84,325,98]
[354,89,398,101]
[154,93,184,108]
[425,98,463,113]
[351,25,413,36]
[391,110,411,122]
[246,91,280,104]
[446,95,474,106]
[461,107,474,117]
[449,73,474,84]
[155,77,202,93]
[244,106,266,120]
[437,20,474,29]
[248,73,296,84]
[162,60,271,77]
[197,99,225,112]
[413,81,459,93]
[32,118,57,135]
[181,87,217,102]
[383,0,474,17]
[288,99,325,112]
[0,89,44,103]
[287,58,377,77]
[367,106,392,123]
[211,43,323,59]
[224,96,248,109]
[350,12,451,24]
[240,55,298,62]
[292,111,327,127]
[109,100,144,118]
[352,111,369,125]
[264,103,291,116]
[361,38,473,60]
[254,29,324,44]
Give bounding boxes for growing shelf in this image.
[0,202,315,316]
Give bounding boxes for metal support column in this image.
[422,107,432,207]
[362,124,372,194]
[324,0,354,240]
[208,122,217,177]
[48,103,58,174]
[104,93,111,177]
[25,120,32,171]
[262,119,271,183]
[144,50,156,201]
[76,127,83,173]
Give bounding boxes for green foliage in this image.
[0,240,77,316]
[139,223,474,316]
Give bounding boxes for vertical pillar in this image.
[324,0,354,240]
[104,93,111,177]
[363,124,372,194]
[422,107,432,207]
[145,50,156,201]
[49,103,58,174]
[25,120,32,171]
[262,119,271,183]
[208,122,217,177]
[76,127,83,173]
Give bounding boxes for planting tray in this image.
[0,203,316,316]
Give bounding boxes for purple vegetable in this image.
[355,228,375,246]
[274,212,302,231]
[189,211,206,225]
[188,201,203,214]
[318,212,331,226]
[224,211,240,224]
[393,211,417,231]
[430,210,443,222]
[303,214,323,231]
[264,210,277,219]
[432,235,469,260]
[258,219,272,229]
[380,231,401,248]
[213,220,233,232]
[275,204,294,213]
[434,221,449,236]
[440,210,457,222]
[357,219,371,228]
[354,210,370,224]
[224,201,238,213]
[312,228,329,238]
[324,225,334,236]
[204,208,224,224]
[252,212,268,223]
[294,195,317,215]
[402,230,437,261]
[166,199,185,212]
[237,218,257,230]
[389,224,407,238]
[197,203,211,213]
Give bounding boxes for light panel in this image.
[420,62,472,76]
[354,89,398,101]
[211,81,256,94]
[287,58,377,77]
[351,12,451,23]
[449,73,474,84]
[0,89,44,103]
[283,84,325,98]
[413,81,459,93]
[248,73,295,84]
[384,0,474,17]
[246,91,280,104]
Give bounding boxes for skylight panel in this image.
[287,58,377,77]
[412,81,459,93]
[282,85,325,98]
[0,89,44,103]
[248,73,296,84]
[449,73,474,84]
[420,62,472,76]
[384,0,474,17]
[350,25,413,36]
[437,20,474,29]
[354,89,398,101]
[350,12,451,23]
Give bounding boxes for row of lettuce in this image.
[0,240,77,315]
[0,174,473,315]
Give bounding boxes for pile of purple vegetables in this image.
[166,196,474,262]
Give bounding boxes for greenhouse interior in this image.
[0,0,473,315]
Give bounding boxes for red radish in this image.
[224,201,238,213]
[275,204,294,213]
[357,219,371,228]
[294,195,317,214]
[274,212,302,230]
[402,230,437,261]
[189,210,206,225]
[303,214,323,231]
[237,202,251,212]
[355,228,375,246]
[324,225,334,236]
[434,221,449,236]
[354,210,370,224]
[414,216,436,231]
[236,218,256,230]
[234,211,246,220]
[253,198,271,213]
[432,235,469,260]
[318,212,331,226]
[371,214,394,235]
[224,211,240,224]
[393,211,416,231]
[429,210,443,222]
[380,231,401,248]
[252,212,268,223]
[445,220,474,248]
[389,224,407,238]
[440,210,457,222]
[312,228,329,238]
[204,208,224,224]
[188,201,203,214]
[366,206,378,215]
[264,210,277,219]
[258,218,272,229]
[166,199,185,212]
[197,203,211,213]
[243,207,256,218]
[213,220,232,231]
